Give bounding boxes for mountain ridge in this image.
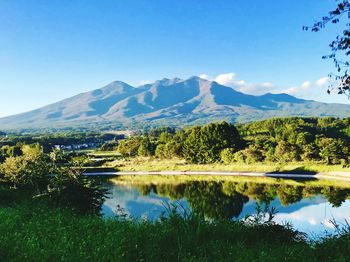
[1,76,350,131]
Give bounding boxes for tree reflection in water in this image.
[133,181,350,220]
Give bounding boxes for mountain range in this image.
[1,76,350,131]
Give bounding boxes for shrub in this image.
[47,167,107,214]
[220,148,236,164]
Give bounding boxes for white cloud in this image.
[236,80,246,86]
[284,86,299,95]
[138,80,153,86]
[199,74,210,80]
[261,82,274,88]
[196,72,335,101]
[282,81,312,96]
[316,77,329,87]
[301,81,311,89]
[215,72,236,87]
[198,72,276,95]
[281,78,330,98]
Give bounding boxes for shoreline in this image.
[84,170,350,182]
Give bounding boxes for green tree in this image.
[0,144,50,189]
[117,137,142,157]
[183,122,244,164]
[317,137,348,164]
[220,148,236,164]
[47,166,107,214]
[274,141,300,163]
[241,145,264,164]
[137,137,155,157]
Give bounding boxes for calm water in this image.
[101,178,350,237]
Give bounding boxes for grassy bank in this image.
[1,200,350,262]
[105,157,350,173]
[111,174,350,189]
[1,181,350,262]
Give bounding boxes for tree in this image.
[117,137,142,157]
[0,144,50,189]
[304,0,350,96]
[220,148,236,164]
[183,122,244,164]
[317,137,348,164]
[47,166,107,214]
[137,137,155,157]
[155,140,182,159]
[274,141,300,163]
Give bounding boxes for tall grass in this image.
[1,200,350,261]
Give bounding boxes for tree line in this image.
[117,117,350,165]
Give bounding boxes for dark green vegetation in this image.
[0,143,107,215]
[1,187,350,262]
[0,131,119,151]
[2,77,350,131]
[117,117,350,166]
[130,179,350,219]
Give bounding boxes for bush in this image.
[47,167,107,214]
[0,144,50,189]
[220,148,236,164]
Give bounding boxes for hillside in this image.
[1,76,350,131]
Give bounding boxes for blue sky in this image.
[0,0,349,117]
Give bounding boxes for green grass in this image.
[88,151,121,157]
[105,157,350,173]
[1,200,350,261]
[1,185,350,261]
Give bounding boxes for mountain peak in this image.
[153,77,183,86]
[1,76,350,130]
[186,76,213,85]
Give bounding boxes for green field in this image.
[1,199,350,262]
[104,156,350,173]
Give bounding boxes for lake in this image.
[101,176,350,238]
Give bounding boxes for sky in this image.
[0,0,349,117]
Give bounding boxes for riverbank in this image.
[1,200,350,262]
[84,156,350,182]
[103,157,350,173]
[85,170,350,185]
[108,173,350,189]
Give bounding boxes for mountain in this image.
[1,76,350,131]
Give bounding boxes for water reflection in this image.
[102,179,350,236]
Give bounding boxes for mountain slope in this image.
[1,76,350,130]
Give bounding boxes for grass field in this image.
[1,199,350,262]
[104,156,350,173]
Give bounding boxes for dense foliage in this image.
[117,117,350,165]
[0,131,119,153]
[0,144,107,214]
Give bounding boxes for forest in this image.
[117,117,350,166]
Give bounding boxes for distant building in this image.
[53,142,99,151]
